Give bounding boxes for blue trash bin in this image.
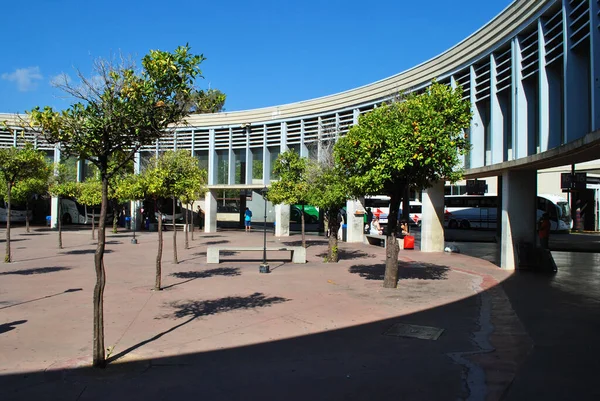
[45,216,51,227]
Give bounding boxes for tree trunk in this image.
[5,182,12,263]
[172,196,178,264]
[155,210,163,290]
[25,199,30,233]
[383,191,402,288]
[92,208,96,240]
[92,175,109,368]
[184,202,189,249]
[301,204,306,248]
[58,196,63,249]
[190,203,194,241]
[327,209,340,262]
[112,207,118,234]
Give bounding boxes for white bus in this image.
[444,194,571,232]
[0,202,32,223]
[364,196,422,226]
[60,198,113,225]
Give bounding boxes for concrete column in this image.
[591,0,600,131]
[131,151,141,230]
[275,204,290,237]
[300,120,308,158]
[500,170,537,270]
[421,181,445,252]
[538,19,550,152]
[208,129,216,185]
[512,37,528,159]
[490,53,504,164]
[346,199,365,243]
[50,145,61,229]
[204,189,218,233]
[228,127,235,185]
[470,65,485,169]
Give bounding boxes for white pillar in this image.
[275,204,290,237]
[470,65,485,168]
[204,189,218,233]
[500,170,537,270]
[50,145,61,229]
[490,53,504,164]
[346,199,364,243]
[421,181,445,252]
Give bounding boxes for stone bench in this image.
[207,246,306,264]
[365,234,404,249]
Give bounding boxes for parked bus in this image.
[364,196,422,226]
[444,194,571,232]
[0,202,32,223]
[60,198,116,225]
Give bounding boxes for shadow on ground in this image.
[316,249,375,260]
[164,268,241,289]
[0,267,71,276]
[0,320,27,334]
[348,262,450,281]
[61,249,114,255]
[281,239,328,247]
[203,240,230,246]
[108,292,289,363]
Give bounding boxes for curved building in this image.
[1,0,599,269]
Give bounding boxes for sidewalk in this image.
[0,226,581,400]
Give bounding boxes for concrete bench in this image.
[207,246,306,264]
[365,234,404,249]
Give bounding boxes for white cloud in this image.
[1,66,43,92]
[49,73,71,87]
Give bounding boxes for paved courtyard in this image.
[0,226,598,400]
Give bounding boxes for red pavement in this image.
[0,226,529,400]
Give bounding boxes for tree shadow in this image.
[0,288,82,310]
[348,262,450,282]
[163,268,241,289]
[199,235,223,239]
[19,233,48,236]
[108,292,289,363]
[0,320,27,335]
[0,238,27,243]
[204,240,230,246]
[106,240,123,245]
[61,249,114,255]
[316,249,375,260]
[166,292,289,319]
[281,239,328,248]
[0,267,71,276]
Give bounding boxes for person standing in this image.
[538,212,551,249]
[244,207,253,232]
[197,205,205,231]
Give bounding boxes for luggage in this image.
[403,235,415,250]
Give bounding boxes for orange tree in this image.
[334,83,471,288]
[28,45,207,367]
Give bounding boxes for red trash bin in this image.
[403,235,415,250]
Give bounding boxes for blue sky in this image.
[0,0,512,114]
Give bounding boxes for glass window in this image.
[216,150,228,185]
[251,148,263,184]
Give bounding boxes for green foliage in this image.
[49,163,79,198]
[77,179,102,207]
[187,89,226,113]
[136,150,207,203]
[267,150,309,206]
[334,82,472,196]
[28,44,206,178]
[0,144,49,190]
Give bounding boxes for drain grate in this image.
[383,323,444,340]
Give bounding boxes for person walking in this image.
[244,207,253,232]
